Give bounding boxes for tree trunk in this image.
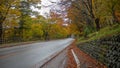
[112,10,119,24]
[95,18,100,31]
[0,23,3,44]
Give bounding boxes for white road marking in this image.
[71,49,80,68]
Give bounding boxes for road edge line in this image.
[71,49,80,68]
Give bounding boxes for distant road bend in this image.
[0,38,74,68]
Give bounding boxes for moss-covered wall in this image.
[77,35,120,68]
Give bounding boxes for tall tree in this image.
[19,0,31,40]
[19,0,41,40]
[104,0,120,23]
[0,0,20,43]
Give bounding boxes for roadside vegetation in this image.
[77,24,120,43]
[0,0,71,45]
[0,0,120,45]
[66,0,120,43]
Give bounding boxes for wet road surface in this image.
[0,38,74,68]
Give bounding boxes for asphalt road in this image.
[0,38,74,68]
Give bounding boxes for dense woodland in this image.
[0,0,120,44]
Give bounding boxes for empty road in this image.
[0,38,74,68]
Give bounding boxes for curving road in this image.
[0,38,74,68]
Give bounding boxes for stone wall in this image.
[77,35,120,68]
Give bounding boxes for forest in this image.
[0,0,120,44]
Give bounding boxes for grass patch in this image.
[78,24,120,43]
